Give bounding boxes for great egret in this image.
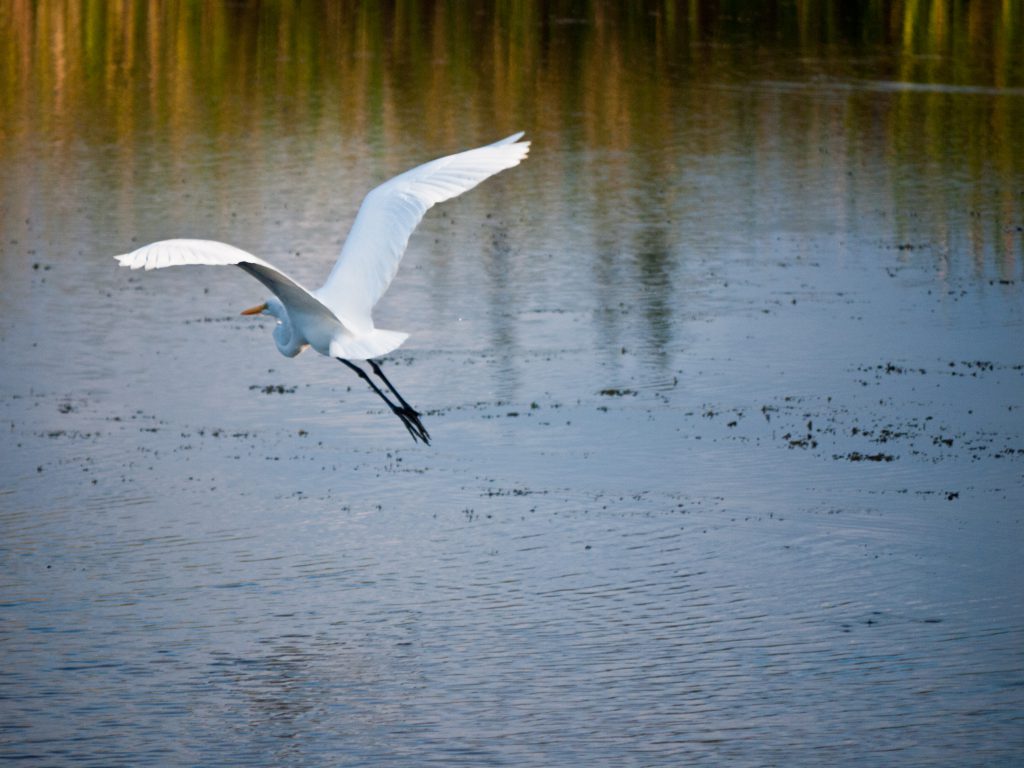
[116,132,530,444]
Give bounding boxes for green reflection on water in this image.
[1,1,1021,277]
[3,2,1021,144]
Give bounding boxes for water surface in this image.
[1,3,1022,765]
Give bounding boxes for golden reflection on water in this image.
[4,2,1021,142]
[1,1,1022,274]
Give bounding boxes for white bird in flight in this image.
[116,132,530,444]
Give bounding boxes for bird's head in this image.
[240,297,304,357]
[240,296,286,320]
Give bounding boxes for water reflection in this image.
[3,9,1022,306]
[3,3,1021,272]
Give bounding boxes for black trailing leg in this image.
[369,360,431,444]
[337,358,431,445]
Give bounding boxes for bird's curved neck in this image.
[273,314,306,357]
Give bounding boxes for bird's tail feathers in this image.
[330,329,409,361]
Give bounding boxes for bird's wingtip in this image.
[491,131,530,165]
[114,251,146,269]
[492,131,527,147]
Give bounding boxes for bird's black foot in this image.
[397,405,430,445]
[338,358,430,445]
[368,359,430,444]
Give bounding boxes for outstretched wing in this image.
[314,132,530,333]
[114,238,341,330]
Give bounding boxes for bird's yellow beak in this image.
[240,302,268,316]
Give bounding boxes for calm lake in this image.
[2,3,1022,765]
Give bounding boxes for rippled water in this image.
[2,4,1023,765]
